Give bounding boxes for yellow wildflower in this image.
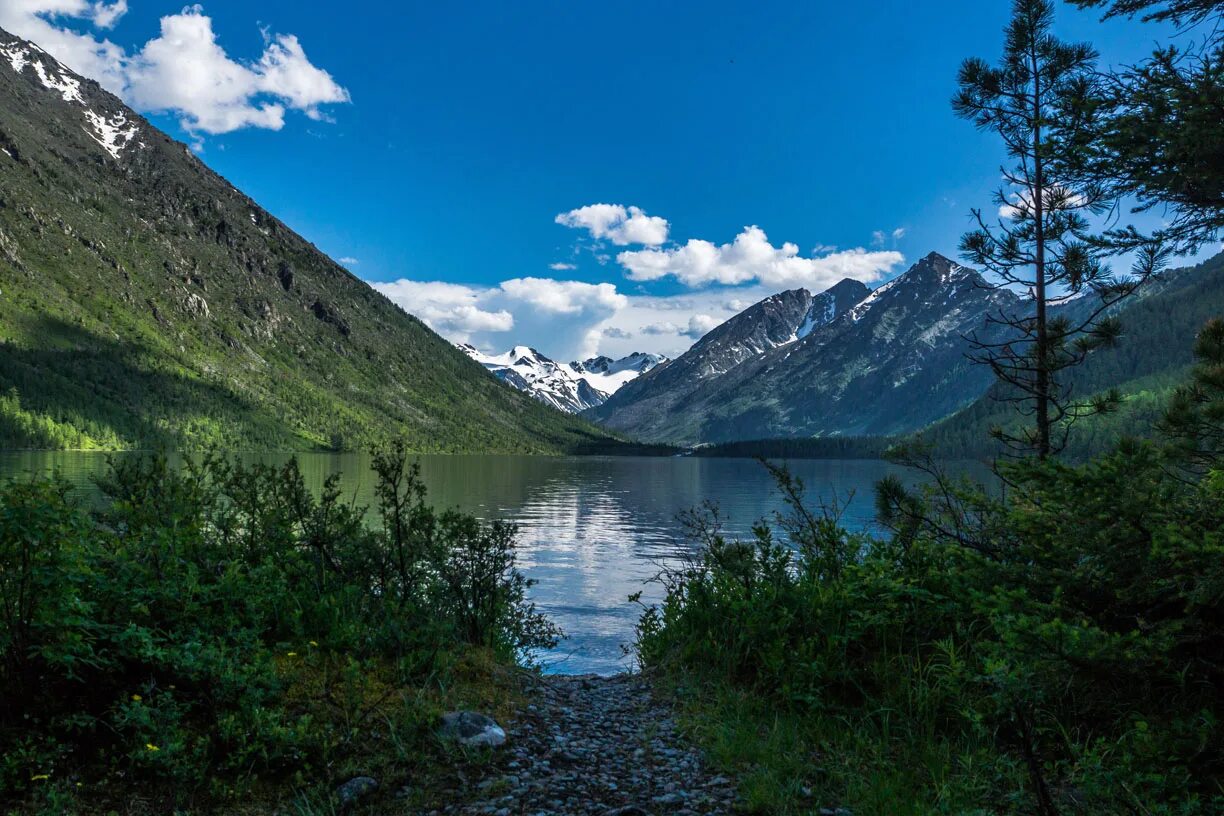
[30,774,50,782]
[131,694,142,702]
[145,743,160,752]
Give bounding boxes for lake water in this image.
[0,452,969,675]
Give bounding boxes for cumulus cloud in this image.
[684,314,722,338]
[370,280,514,338]
[556,204,670,247]
[618,226,902,290]
[497,277,627,314]
[369,268,855,360]
[338,257,359,265]
[640,321,681,336]
[549,262,577,271]
[638,314,723,340]
[371,276,627,356]
[0,2,348,136]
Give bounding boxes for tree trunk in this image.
[1032,33,1052,459]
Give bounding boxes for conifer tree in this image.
[953,0,1164,457]
[1067,0,1224,252]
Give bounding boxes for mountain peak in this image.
[460,345,664,413]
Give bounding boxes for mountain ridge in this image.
[0,26,615,452]
[457,345,666,413]
[589,252,1021,444]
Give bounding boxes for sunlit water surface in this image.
[0,452,984,674]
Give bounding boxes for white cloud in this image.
[371,276,627,356]
[0,2,348,136]
[549,262,577,271]
[872,227,906,248]
[640,321,682,336]
[338,256,359,265]
[497,278,627,314]
[556,204,670,247]
[371,280,514,339]
[618,226,902,290]
[638,314,723,340]
[684,314,722,338]
[369,268,867,361]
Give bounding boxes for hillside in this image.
[591,253,1020,444]
[921,251,1224,459]
[0,28,614,453]
[586,279,870,441]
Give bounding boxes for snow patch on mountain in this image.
[1,39,137,160]
[82,109,139,159]
[459,344,666,413]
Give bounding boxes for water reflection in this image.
[0,452,983,674]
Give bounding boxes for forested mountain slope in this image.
[0,28,613,452]
[922,251,1224,459]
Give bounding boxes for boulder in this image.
[439,711,507,748]
[334,776,378,809]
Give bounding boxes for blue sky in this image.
[2,1,1186,360]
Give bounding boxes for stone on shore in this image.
[440,711,508,748]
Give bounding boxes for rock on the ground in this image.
[440,711,508,748]
[335,776,378,808]
[415,674,740,815]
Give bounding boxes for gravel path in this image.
[414,673,739,816]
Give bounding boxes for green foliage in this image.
[1162,318,1224,467]
[639,443,1224,814]
[0,48,617,455]
[955,0,1164,457]
[0,446,557,810]
[1066,0,1224,251]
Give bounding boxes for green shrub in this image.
[0,443,557,808]
[639,449,1224,814]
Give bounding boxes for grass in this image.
[658,667,1005,816]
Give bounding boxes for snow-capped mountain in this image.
[586,278,869,435]
[0,38,143,161]
[459,345,666,413]
[589,253,1022,444]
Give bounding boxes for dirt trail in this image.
[413,673,738,816]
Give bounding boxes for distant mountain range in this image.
[0,27,616,452]
[587,252,1021,444]
[458,345,666,413]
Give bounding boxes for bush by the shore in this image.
[0,442,555,812]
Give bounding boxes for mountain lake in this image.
[0,451,988,674]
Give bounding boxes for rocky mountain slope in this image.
[589,253,1021,444]
[0,27,614,452]
[458,345,666,413]
[585,279,869,438]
